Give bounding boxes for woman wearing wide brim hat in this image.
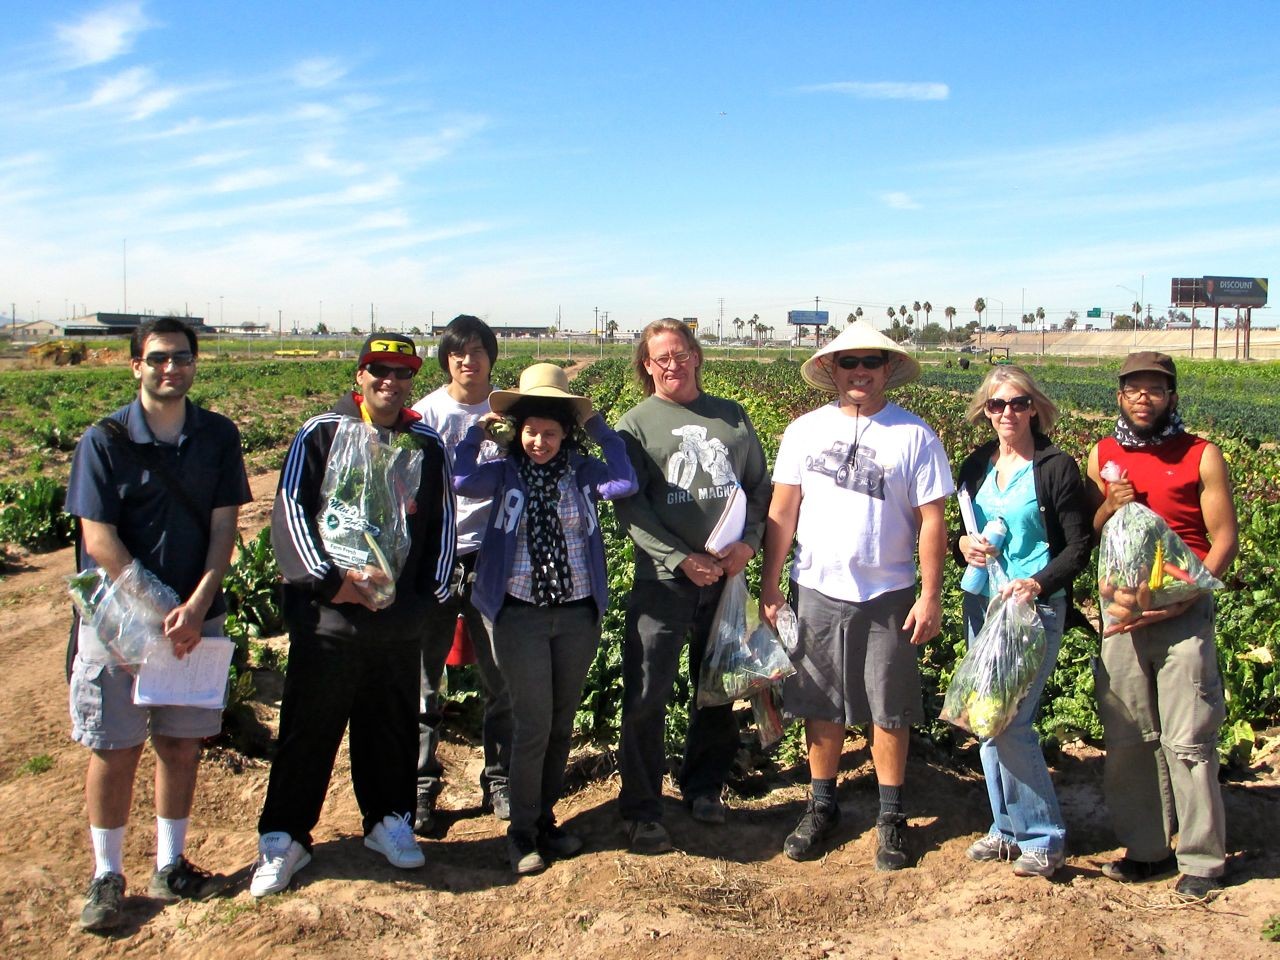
[489,363,594,422]
[800,320,922,394]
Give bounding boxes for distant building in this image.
[60,312,211,337]
[8,320,62,341]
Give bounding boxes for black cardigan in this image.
[953,433,1091,600]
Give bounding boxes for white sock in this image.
[156,816,189,870]
[90,825,125,878]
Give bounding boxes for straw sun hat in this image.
[799,319,922,394]
[489,362,594,421]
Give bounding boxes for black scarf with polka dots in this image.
[517,450,573,605]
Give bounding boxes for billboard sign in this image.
[787,310,829,326]
[1170,278,1207,308]
[682,317,698,330]
[1202,276,1267,308]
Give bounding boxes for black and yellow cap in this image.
[359,333,422,372]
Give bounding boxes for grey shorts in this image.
[782,583,922,728]
[69,617,226,751]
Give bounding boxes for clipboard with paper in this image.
[132,637,235,710]
[705,484,746,556]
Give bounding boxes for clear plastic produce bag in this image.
[697,573,796,708]
[1098,502,1222,636]
[750,684,787,748]
[67,560,180,668]
[941,592,1046,740]
[317,417,423,609]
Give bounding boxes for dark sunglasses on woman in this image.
[985,395,1033,414]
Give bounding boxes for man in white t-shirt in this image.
[411,315,512,832]
[761,320,953,869]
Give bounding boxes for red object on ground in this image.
[445,614,476,666]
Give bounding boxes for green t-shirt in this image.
[614,392,771,581]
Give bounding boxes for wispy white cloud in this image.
[83,66,180,119]
[211,167,293,193]
[881,191,921,210]
[800,81,949,101]
[292,57,348,89]
[55,2,151,68]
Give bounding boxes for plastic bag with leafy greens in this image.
[317,417,423,610]
[67,560,180,668]
[697,573,796,707]
[941,591,1045,740]
[1097,499,1222,636]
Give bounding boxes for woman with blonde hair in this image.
[954,364,1090,879]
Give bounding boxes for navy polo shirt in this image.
[66,397,252,617]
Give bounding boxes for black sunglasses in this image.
[141,351,195,368]
[985,395,1033,414]
[364,362,416,381]
[835,354,889,370]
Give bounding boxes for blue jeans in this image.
[963,592,1066,856]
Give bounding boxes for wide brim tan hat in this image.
[489,362,594,421]
[800,319,922,393]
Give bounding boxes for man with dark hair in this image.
[410,315,513,831]
[250,332,456,897]
[1085,351,1239,901]
[67,316,250,932]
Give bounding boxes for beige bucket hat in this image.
[800,319,922,393]
[489,362,594,421]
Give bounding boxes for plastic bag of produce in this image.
[750,684,787,748]
[1097,501,1222,636]
[317,417,423,610]
[697,573,796,707]
[941,592,1045,740]
[67,560,180,669]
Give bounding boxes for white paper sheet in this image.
[705,485,747,556]
[957,487,979,537]
[132,637,235,709]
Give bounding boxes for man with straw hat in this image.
[760,319,953,869]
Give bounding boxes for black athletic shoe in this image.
[537,822,584,858]
[413,791,437,835]
[507,832,546,875]
[874,813,909,872]
[1174,873,1223,901]
[1101,854,1178,883]
[783,801,841,861]
[147,856,223,902]
[79,872,125,933]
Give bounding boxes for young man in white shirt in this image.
[411,315,513,831]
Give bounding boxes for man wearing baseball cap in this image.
[250,332,456,896]
[1085,351,1238,901]
[760,320,953,869]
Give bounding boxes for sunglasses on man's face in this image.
[834,354,888,370]
[364,363,416,381]
[141,351,195,368]
[985,395,1033,414]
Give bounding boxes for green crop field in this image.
[2,352,1276,769]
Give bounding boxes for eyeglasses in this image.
[648,350,692,369]
[835,354,889,371]
[1121,386,1169,402]
[141,351,195,368]
[364,362,416,381]
[985,395,1033,414]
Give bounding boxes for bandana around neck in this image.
[1113,408,1185,449]
[517,450,573,605]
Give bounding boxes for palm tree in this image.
[944,305,956,334]
[855,307,863,323]
[1132,301,1143,329]
[733,316,744,340]
[974,297,986,327]
[900,304,909,324]
[913,301,923,327]
[887,306,896,322]
[751,313,761,346]
[922,301,931,329]
[1063,310,1078,331]
[605,317,619,340]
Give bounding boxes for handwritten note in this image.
[132,637,235,709]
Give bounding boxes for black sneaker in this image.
[147,856,223,902]
[690,793,727,825]
[1101,854,1178,884]
[487,784,511,822]
[79,872,125,933]
[413,791,437,835]
[874,813,909,872]
[507,832,546,875]
[1173,873,1223,901]
[537,821,584,858]
[783,801,841,861]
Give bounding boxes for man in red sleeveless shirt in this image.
[1085,351,1238,902]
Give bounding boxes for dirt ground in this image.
[2,473,1278,960]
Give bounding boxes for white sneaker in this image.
[364,813,425,869]
[250,831,311,898]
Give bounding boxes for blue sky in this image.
[2,1,1277,334]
